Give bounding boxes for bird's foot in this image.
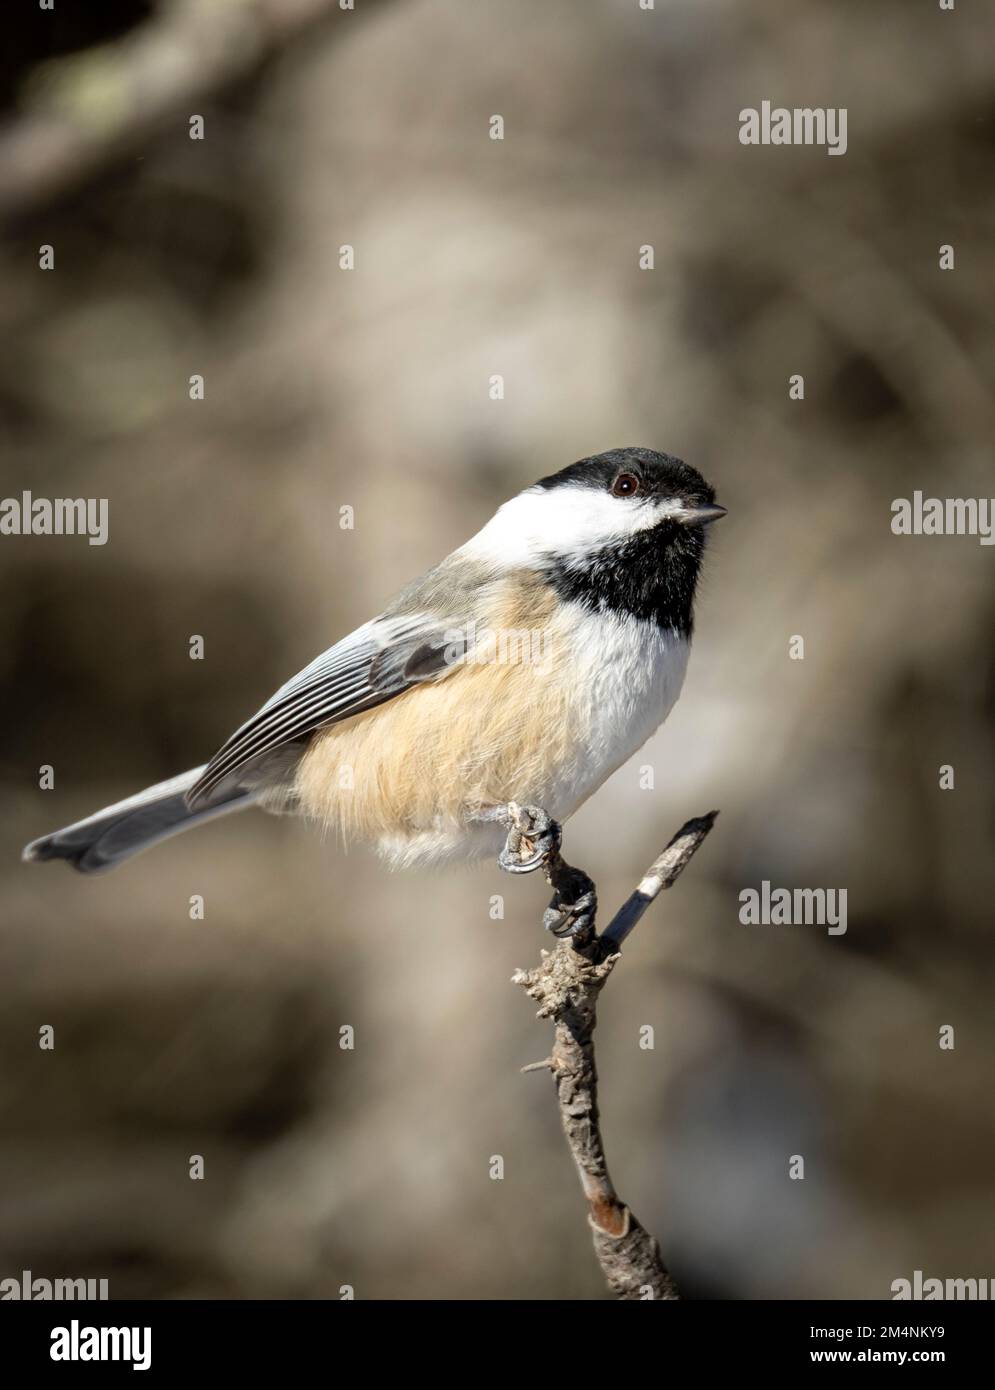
[543,864,598,940]
[493,802,598,941]
[497,801,561,874]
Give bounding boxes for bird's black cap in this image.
[535,446,717,508]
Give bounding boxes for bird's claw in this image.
[543,886,598,939]
[498,802,561,874]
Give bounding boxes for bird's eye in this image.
[611,472,640,497]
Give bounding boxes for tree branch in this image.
[510,810,718,1300]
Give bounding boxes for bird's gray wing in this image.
[186,613,468,807]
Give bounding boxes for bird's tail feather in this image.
[21,766,257,874]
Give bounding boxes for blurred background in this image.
[1,0,993,1300]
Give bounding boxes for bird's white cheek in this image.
[461,486,673,567]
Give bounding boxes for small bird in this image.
[23,447,724,878]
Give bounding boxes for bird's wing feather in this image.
[186,613,467,806]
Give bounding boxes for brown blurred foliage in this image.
[0,0,993,1299]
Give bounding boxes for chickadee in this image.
[23,447,724,876]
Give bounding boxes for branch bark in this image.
[511,810,718,1301]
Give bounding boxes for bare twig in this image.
[602,811,718,948]
[510,810,718,1300]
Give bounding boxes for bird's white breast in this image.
[543,603,690,821]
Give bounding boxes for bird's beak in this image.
[677,504,727,527]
